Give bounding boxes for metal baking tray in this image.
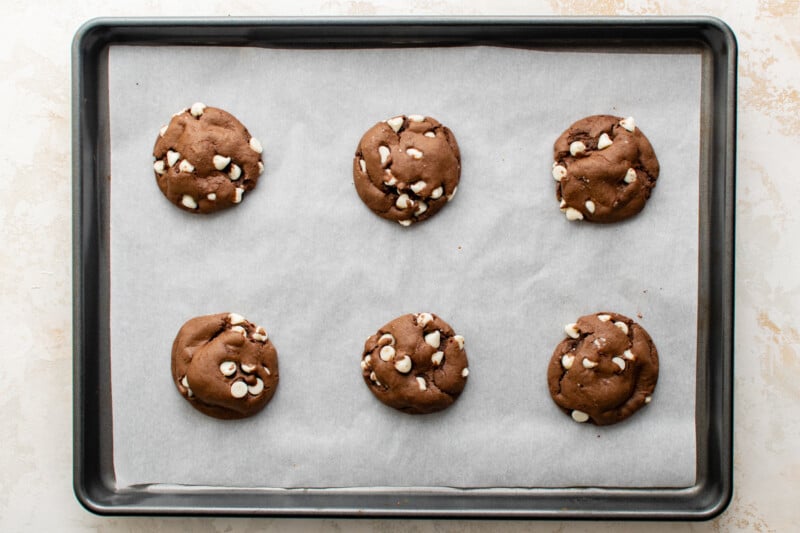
[72,16,735,519]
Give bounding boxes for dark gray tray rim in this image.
[72,16,736,520]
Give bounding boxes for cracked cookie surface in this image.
[153,103,264,214]
[172,312,279,419]
[552,114,659,223]
[361,313,469,414]
[547,311,658,426]
[353,115,460,226]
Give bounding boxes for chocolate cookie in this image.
[361,313,469,414]
[353,115,461,226]
[153,103,264,213]
[552,115,659,223]
[172,313,278,419]
[547,312,658,425]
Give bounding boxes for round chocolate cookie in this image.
[172,312,278,419]
[552,115,659,223]
[153,103,264,213]
[353,115,461,226]
[547,312,658,425]
[361,313,469,414]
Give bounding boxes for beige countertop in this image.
[2,0,797,531]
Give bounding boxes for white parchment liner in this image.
[108,45,700,489]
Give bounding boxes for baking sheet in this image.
[108,44,700,489]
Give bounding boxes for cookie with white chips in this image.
[172,313,278,419]
[547,311,658,426]
[353,115,461,226]
[361,313,469,414]
[552,115,659,223]
[153,103,264,213]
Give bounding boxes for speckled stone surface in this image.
[2,1,798,531]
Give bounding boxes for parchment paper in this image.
[109,45,700,489]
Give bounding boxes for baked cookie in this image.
[361,313,469,414]
[153,103,264,213]
[547,312,658,425]
[353,115,461,226]
[552,115,659,223]
[172,312,278,419]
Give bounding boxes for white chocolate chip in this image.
[230,380,248,398]
[447,186,458,201]
[394,355,412,373]
[248,378,264,396]
[424,330,441,348]
[263,365,271,375]
[229,164,242,181]
[231,325,246,336]
[552,164,567,181]
[249,137,263,154]
[166,150,180,167]
[571,410,590,423]
[359,159,366,173]
[378,145,390,165]
[213,155,231,170]
[181,376,189,388]
[620,116,636,132]
[431,351,444,366]
[461,367,470,378]
[453,335,465,350]
[229,313,245,325]
[364,355,372,364]
[251,332,268,342]
[369,371,378,382]
[233,187,244,204]
[612,357,626,371]
[240,363,257,374]
[410,181,426,194]
[614,321,629,334]
[565,207,584,221]
[598,314,612,322]
[592,338,602,348]
[597,133,613,150]
[257,161,264,175]
[398,219,412,227]
[384,170,398,186]
[561,354,574,369]
[406,148,423,159]
[386,116,404,132]
[560,199,567,211]
[179,159,195,173]
[416,313,433,327]
[623,349,636,361]
[378,333,396,346]
[564,323,580,339]
[582,358,598,369]
[159,125,168,137]
[153,160,166,175]
[360,360,368,371]
[190,102,206,117]
[181,195,198,210]
[624,168,637,183]
[569,141,586,156]
[424,131,435,138]
[395,193,412,209]
[645,395,652,404]
[431,186,444,199]
[408,114,425,122]
[416,376,427,391]
[585,200,596,213]
[414,201,427,216]
[207,193,217,201]
[379,345,396,362]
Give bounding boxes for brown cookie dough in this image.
[361,313,469,414]
[353,115,461,226]
[547,311,658,426]
[153,103,264,213]
[172,312,278,419]
[552,115,659,223]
